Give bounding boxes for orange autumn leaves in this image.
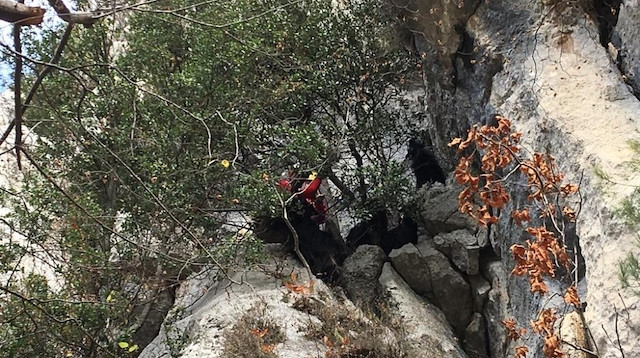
[449,116,578,227]
[511,227,570,295]
[450,116,581,358]
[250,328,276,354]
[502,309,564,358]
[283,273,315,295]
[450,117,519,226]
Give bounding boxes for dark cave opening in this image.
[590,0,622,47]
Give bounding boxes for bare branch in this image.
[13,3,22,170]
[273,184,312,279]
[0,24,74,162]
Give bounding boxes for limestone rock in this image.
[340,244,387,308]
[140,251,425,358]
[403,0,640,354]
[139,257,329,358]
[463,313,489,358]
[560,311,590,358]
[482,260,510,358]
[378,263,467,358]
[416,183,476,236]
[416,240,473,337]
[433,229,481,275]
[389,243,434,300]
[617,0,640,95]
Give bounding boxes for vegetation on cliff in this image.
[0,0,419,356]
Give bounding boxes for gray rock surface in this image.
[481,261,510,358]
[389,243,434,300]
[140,252,470,358]
[378,262,467,358]
[433,229,481,275]
[617,0,640,95]
[340,244,387,308]
[463,313,489,358]
[416,183,476,236]
[468,274,491,312]
[416,240,473,337]
[397,0,640,355]
[139,257,329,358]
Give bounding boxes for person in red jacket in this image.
[278,170,328,223]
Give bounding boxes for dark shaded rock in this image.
[463,313,489,358]
[468,274,491,312]
[617,0,640,96]
[254,213,348,280]
[389,243,434,300]
[131,287,176,353]
[345,212,418,254]
[340,245,388,309]
[407,138,447,187]
[415,240,473,337]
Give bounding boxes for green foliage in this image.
[0,0,417,355]
[0,273,128,357]
[619,246,640,295]
[614,140,640,295]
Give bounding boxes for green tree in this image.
[0,0,417,356]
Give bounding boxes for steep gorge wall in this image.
[401,0,640,356]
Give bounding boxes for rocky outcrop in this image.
[378,262,467,358]
[395,0,640,355]
[416,240,473,337]
[616,0,640,95]
[389,243,434,300]
[140,247,469,358]
[340,244,387,308]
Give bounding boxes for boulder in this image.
[482,260,510,358]
[463,313,489,358]
[378,263,467,358]
[388,243,434,300]
[340,244,387,308]
[416,240,473,337]
[433,229,481,275]
[415,183,476,236]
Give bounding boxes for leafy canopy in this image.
[0,0,417,356]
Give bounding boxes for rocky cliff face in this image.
[400,0,640,357]
[140,244,467,358]
[141,1,640,357]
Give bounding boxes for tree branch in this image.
[1,23,73,164]
[0,0,45,26]
[13,2,22,170]
[47,0,99,26]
